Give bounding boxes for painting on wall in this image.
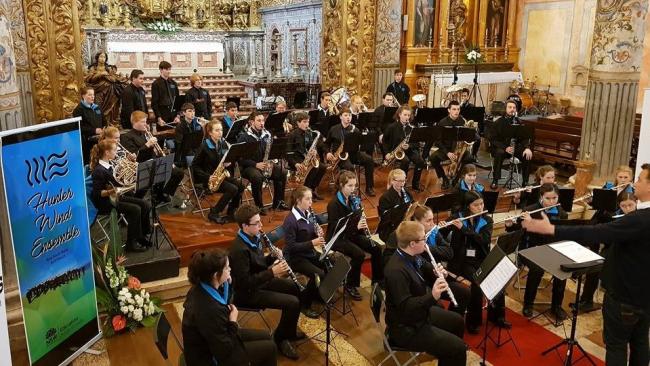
[414,0,435,47]
[486,0,508,46]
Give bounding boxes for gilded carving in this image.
[52,0,83,116]
[24,0,55,122]
[590,0,649,72]
[0,0,29,71]
[448,0,468,45]
[322,0,341,89]
[375,0,401,65]
[359,0,376,103]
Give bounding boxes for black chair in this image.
[153,313,183,360]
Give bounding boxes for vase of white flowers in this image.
[144,18,181,35]
[465,46,483,64]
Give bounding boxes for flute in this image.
[423,244,458,307]
[259,230,305,292]
[503,184,542,196]
[494,193,593,225]
[428,210,489,232]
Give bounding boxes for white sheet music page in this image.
[549,241,604,263]
[479,257,518,301]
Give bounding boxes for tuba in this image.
[329,87,350,115]
[208,140,232,192]
[294,129,321,183]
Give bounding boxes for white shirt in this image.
[291,207,309,222]
[636,200,650,210]
[99,160,112,170]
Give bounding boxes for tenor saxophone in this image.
[208,140,231,192]
[294,129,321,183]
[446,117,477,179]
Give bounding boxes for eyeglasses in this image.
[414,238,426,243]
[246,220,262,227]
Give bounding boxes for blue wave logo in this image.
[25,151,69,186]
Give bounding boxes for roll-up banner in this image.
[0,118,101,365]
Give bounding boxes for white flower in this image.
[133,308,143,321]
[135,295,144,307]
[128,304,135,313]
[120,306,129,314]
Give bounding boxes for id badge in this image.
[466,249,476,257]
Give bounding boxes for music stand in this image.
[327,115,342,131]
[413,107,437,126]
[432,107,449,123]
[475,246,520,365]
[318,256,352,366]
[136,154,175,250]
[225,117,248,144]
[425,192,458,220]
[482,190,499,214]
[591,188,617,212]
[520,242,603,366]
[356,112,381,132]
[408,126,442,147]
[308,110,327,137]
[265,111,290,136]
[559,188,575,213]
[377,202,410,241]
[462,106,486,131]
[380,106,398,131]
[176,130,203,166]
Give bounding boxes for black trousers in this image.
[241,165,287,208]
[459,263,505,328]
[491,148,531,185]
[580,242,603,303]
[116,195,151,243]
[289,255,326,308]
[523,259,566,307]
[339,151,374,190]
[304,165,326,191]
[136,166,185,199]
[235,278,300,343]
[602,293,649,366]
[240,328,277,366]
[389,306,467,366]
[195,173,243,216]
[333,235,382,287]
[429,150,472,183]
[396,149,425,189]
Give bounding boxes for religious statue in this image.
[84,51,127,126]
[449,0,467,45]
[233,1,250,29]
[414,0,434,47]
[488,0,505,45]
[216,2,234,29]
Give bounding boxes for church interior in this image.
[1,0,649,365]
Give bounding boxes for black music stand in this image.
[482,190,499,214]
[559,188,575,213]
[308,110,327,137]
[225,117,248,144]
[432,107,449,123]
[475,246,520,365]
[377,202,410,241]
[225,141,258,201]
[265,111,290,136]
[176,130,203,166]
[591,188,617,212]
[521,242,603,366]
[380,106,398,130]
[409,126,442,146]
[502,125,533,189]
[425,192,458,220]
[137,154,175,250]
[356,112,381,132]
[462,107,487,135]
[318,256,352,366]
[413,107,436,126]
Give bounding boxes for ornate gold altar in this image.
[403,0,520,95]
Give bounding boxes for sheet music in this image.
[320,217,349,261]
[479,257,518,301]
[549,241,604,263]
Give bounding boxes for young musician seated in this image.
[89,140,151,252]
[182,249,277,366]
[185,72,212,121]
[121,110,185,203]
[506,183,568,320]
[489,99,532,189]
[452,164,484,212]
[384,221,467,366]
[175,102,204,166]
[429,101,473,189]
[282,187,327,319]
[317,92,332,118]
[325,108,376,196]
[514,164,556,209]
[222,102,239,139]
[446,191,507,333]
[73,86,104,164]
[192,121,243,224]
[603,165,635,195]
[287,112,326,198]
[377,169,414,243]
[237,112,289,213]
[97,126,135,161]
[326,171,383,300]
[382,105,425,191]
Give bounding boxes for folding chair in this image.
[184,156,209,218]
[153,313,184,362]
[238,307,273,333]
[92,213,128,246]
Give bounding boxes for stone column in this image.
[580,1,648,180]
[224,34,232,74]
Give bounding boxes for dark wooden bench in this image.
[531,128,581,166]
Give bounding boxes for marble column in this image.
[224,34,232,74]
[580,1,648,180]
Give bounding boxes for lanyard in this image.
[200,281,229,306]
[396,249,425,284]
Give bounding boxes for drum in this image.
[519,92,533,109]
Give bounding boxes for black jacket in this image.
[73,102,104,163]
[488,115,531,152]
[446,211,493,272]
[192,138,228,185]
[377,187,413,242]
[121,129,155,162]
[182,285,250,366]
[229,232,275,299]
[508,202,567,249]
[382,121,416,154]
[236,128,272,169]
[286,128,323,168]
[90,164,120,214]
[436,116,465,156]
[325,123,358,153]
[185,86,212,120]
[174,117,203,165]
[120,83,147,128]
[151,76,179,120]
[282,208,319,262]
[326,193,363,243]
[386,81,410,105]
[555,206,650,310]
[384,230,452,263]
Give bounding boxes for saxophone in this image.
[262,132,273,178]
[327,125,353,171]
[446,117,477,180]
[208,140,231,192]
[383,123,413,167]
[294,129,321,184]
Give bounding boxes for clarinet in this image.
[309,207,332,268]
[259,230,305,291]
[351,195,376,247]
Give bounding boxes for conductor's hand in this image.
[312,237,326,247]
[431,277,448,301]
[326,152,335,162]
[271,260,289,278]
[447,152,457,161]
[228,304,238,322]
[157,117,166,126]
[505,146,514,154]
[255,162,267,170]
[522,211,555,235]
[523,148,533,160]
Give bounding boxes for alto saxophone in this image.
[208,140,231,192]
[294,129,320,184]
[446,117,477,180]
[327,125,353,171]
[383,124,413,167]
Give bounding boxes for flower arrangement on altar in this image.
[144,18,181,34]
[93,211,162,336]
[465,46,483,64]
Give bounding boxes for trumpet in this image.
[503,184,542,196]
[144,128,165,157]
[260,230,305,292]
[423,244,458,307]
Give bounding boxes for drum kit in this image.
[508,77,554,116]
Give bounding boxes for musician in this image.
[351,95,377,156]
[174,102,204,166]
[183,249,277,366]
[229,204,303,360]
[382,105,425,191]
[120,69,147,130]
[522,163,650,366]
[384,221,467,366]
[287,112,326,198]
[185,72,212,121]
[429,100,473,189]
[151,61,180,129]
[446,191,507,333]
[459,88,474,109]
[373,92,396,123]
[282,187,327,319]
[378,169,414,243]
[237,111,289,213]
[73,87,104,164]
[489,99,532,189]
[317,92,332,118]
[192,121,243,224]
[507,183,568,321]
[603,165,635,196]
[386,70,410,106]
[121,111,185,203]
[326,171,383,300]
[326,108,376,196]
[452,164,484,212]
[350,95,368,116]
[222,102,239,139]
[89,140,151,252]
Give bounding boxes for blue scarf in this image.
[426,228,439,247]
[224,115,234,128]
[237,230,259,249]
[461,212,488,233]
[200,281,229,306]
[460,180,484,193]
[206,138,227,155]
[337,191,356,210]
[81,100,101,115]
